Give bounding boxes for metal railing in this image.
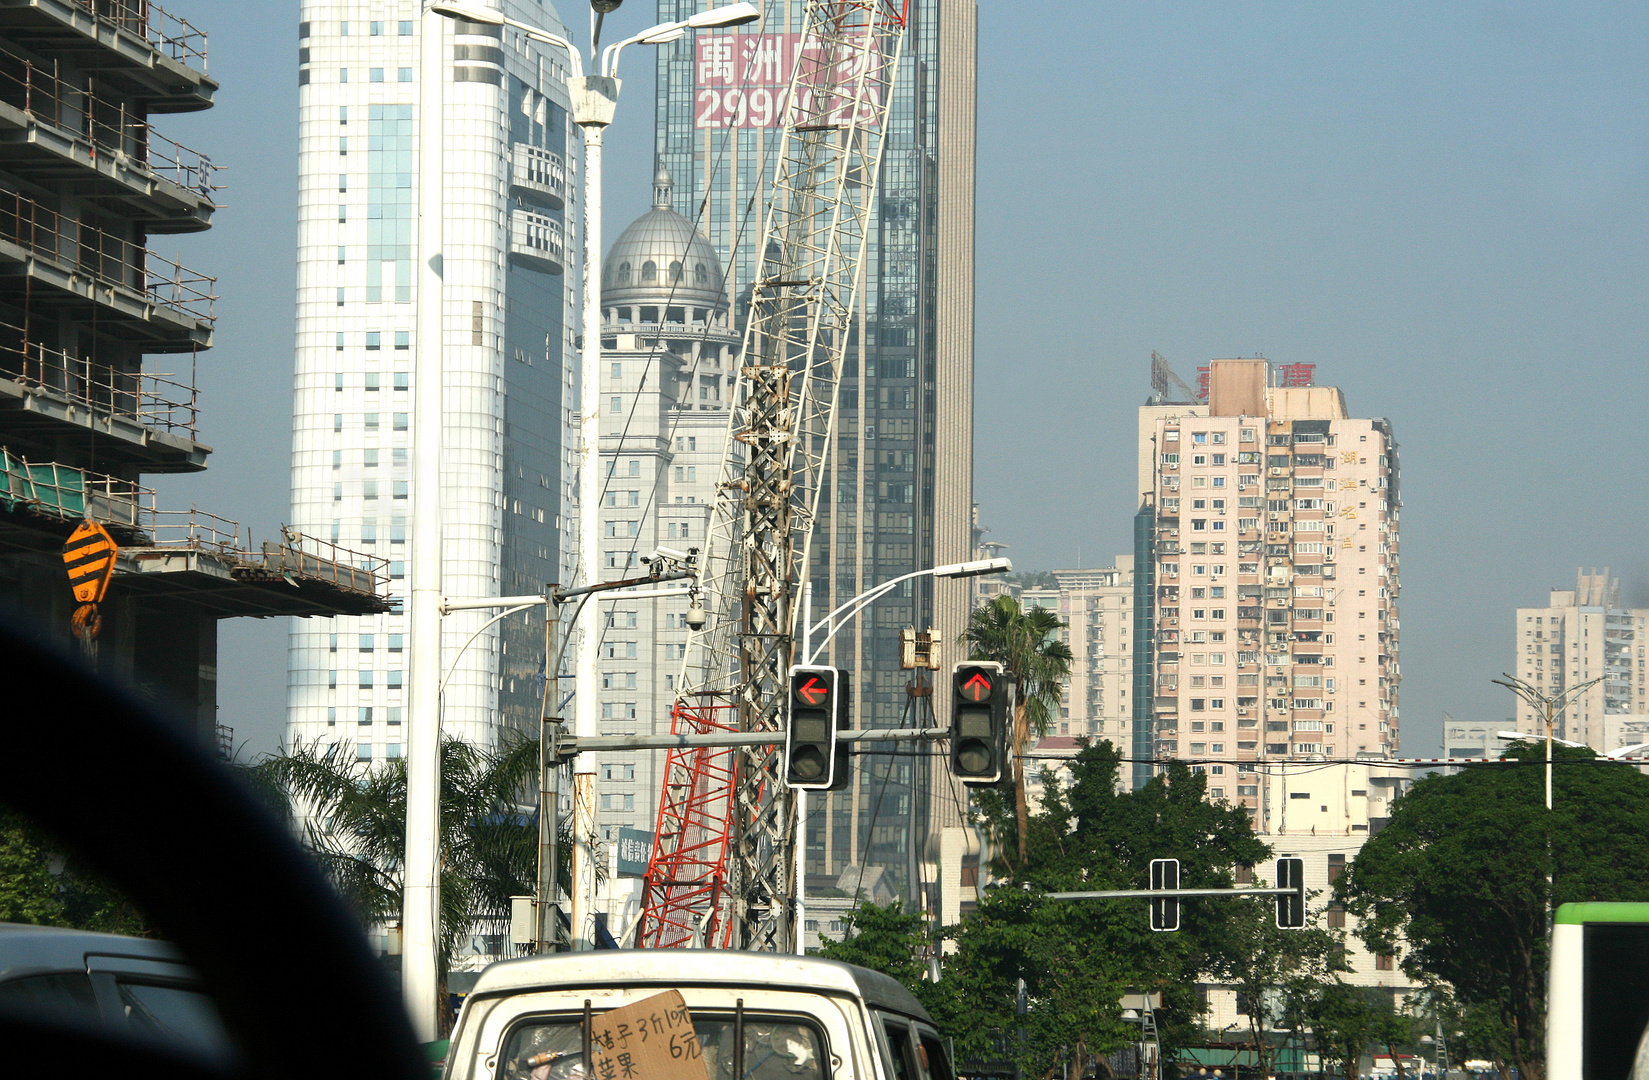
[0,318,198,436]
[0,446,154,527]
[141,504,241,552]
[0,190,216,323]
[263,527,391,595]
[0,53,216,195]
[68,0,209,73]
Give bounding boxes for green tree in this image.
[241,732,568,989]
[1302,983,1410,1080]
[1337,742,1649,1080]
[0,807,63,925]
[926,885,1134,1080]
[817,900,931,997]
[1212,888,1345,1074]
[962,594,1073,862]
[0,805,152,935]
[961,743,1273,1071]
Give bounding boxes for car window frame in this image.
[494,1007,835,1080]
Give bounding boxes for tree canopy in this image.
[1337,742,1649,1080]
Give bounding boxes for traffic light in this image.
[949,661,1007,785]
[1149,858,1180,932]
[1275,856,1306,928]
[786,666,849,790]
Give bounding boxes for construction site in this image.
[0,0,390,748]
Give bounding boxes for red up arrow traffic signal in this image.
[796,676,829,706]
[961,672,993,702]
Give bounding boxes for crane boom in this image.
[638,0,910,954]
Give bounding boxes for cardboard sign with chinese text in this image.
[589,990,708,1080]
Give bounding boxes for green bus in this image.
[1549,902,1649,1078]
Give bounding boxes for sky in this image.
[162,1,1649,760]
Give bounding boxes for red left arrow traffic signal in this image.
[795,676,829,706]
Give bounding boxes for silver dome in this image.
[602,169,726,307]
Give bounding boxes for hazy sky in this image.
[163,1,1648,759]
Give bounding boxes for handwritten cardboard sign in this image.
[588,990,708,1080]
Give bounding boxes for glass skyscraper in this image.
[649,0,977,902]
[289,3,581,755]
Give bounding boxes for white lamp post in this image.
[422,0,758,966]
[793,557,1011,950]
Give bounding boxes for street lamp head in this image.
[428,1,505,25]
[636,25,687,44]
[682,2,761,29]
[591,0,624,11]
[934,557,1013,580]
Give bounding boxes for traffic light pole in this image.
[551,726,950,758]
[1048,887,1298,900]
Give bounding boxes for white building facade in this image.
[587,170,739,845]
[1513,569,1648,747]
[288,3,580,755]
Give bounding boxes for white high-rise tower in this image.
[289,4,581,756]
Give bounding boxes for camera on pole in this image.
[949,661,1007,785]
[786,666,849,790]
[1275,856,1306,928]
[1149,858,1180,932]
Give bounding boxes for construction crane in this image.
[637,0,910,954]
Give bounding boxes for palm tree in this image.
[962,593,1074,865]
[239,731,572,991]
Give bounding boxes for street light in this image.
[1492,673,1604,811]
[802,558,1012,664]
[790,557,1011,951]
[430,0,763,955]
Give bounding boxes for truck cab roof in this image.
[468,951,931,1023]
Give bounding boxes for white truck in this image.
[443,952,953,1080]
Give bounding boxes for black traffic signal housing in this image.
[950,661,1008,785]
[1275,856,1306,928]
[786,666,850,790]
[1149,858,1180,932]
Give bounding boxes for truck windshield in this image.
[502,1014,828,1080]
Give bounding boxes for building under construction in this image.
[0,0,388,749]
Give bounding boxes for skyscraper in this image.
[648,0,977,899]
[1140,359,1402,815]
[289,5,580,754]
[1513,569,1648,747]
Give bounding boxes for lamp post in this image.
[794,557,1011,949]
[427,0,758,956]
[1492,673,1604,811]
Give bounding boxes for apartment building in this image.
[1141,359,1401,814]
[1513,569,1648,747]
[287,3,579,755]
[1021,562,1135,746]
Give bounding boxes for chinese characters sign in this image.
[616,827,654,878]
[694,33,883,129]
[589,990,707,1080]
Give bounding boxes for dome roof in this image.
[602,169,725,307]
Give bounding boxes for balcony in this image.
[0,0,214,111]
[0,318,204,470]
[510,142,565,210]
[0,190,213,347]
[0,52,216,230]
[508,207,565,275]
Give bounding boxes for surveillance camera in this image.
[591,0,623,13]
[654,545,691,563]
[684,599,707,631]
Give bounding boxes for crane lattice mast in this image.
[638,0,909,954]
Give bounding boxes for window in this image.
[610,396,622,413]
